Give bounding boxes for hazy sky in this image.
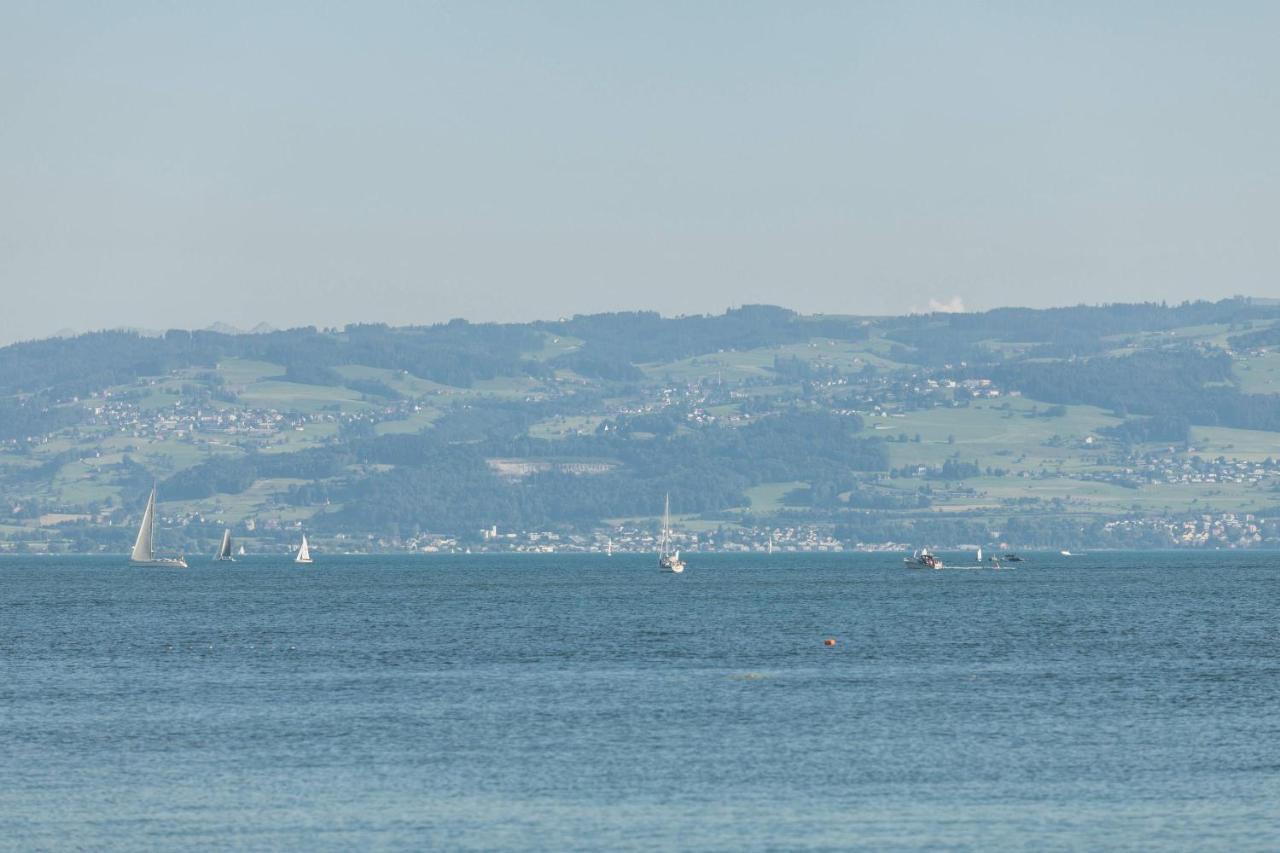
[2,2,1277,343]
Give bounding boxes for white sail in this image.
[295,534,312,564]
[238,545,246,556]
[216,528,233,560]
[131,488,156,562]
[130,486,187,567]
[977,547,983,563]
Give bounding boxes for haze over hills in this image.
[3,298,1280,556]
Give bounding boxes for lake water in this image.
[1,552,1277,850]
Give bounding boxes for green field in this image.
[528,415,608,440]
[882,400,1121,473]
[1234,350,1280,396]
[743,481,806,513]
[212,358,284,390]
[643,336,903,384]
[375,408,441,435]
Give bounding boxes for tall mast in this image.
[662,493,670,556]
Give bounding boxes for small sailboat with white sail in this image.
[238,544,246,557]
[130,486,187,568]
[658,494,685,574]
[214,528,234,561]
[295,534,313,564]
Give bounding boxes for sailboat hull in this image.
[130,557,188,568]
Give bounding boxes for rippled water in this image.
[1,552,1277,850]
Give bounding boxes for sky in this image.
[1,2,1277,343]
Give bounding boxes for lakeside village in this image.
[337,512,1280,554]
[5,366,1280,553]
[9,510,1276,555]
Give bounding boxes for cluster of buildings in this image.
[1102,513,1276,548]
[1076,454,1280,490]
[390,524,847,554]
[1137,454,1280,487]
[83,396,315,443]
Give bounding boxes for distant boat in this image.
[658,494,685,574]
[977,547,983,563]
[214,528,234,561]
[1002,553,1025,562]
[238,544,246,556]
[130,486,187,568]
[607,537,613,557]
[905,548,943,569]
[295,534,313,564]
[1060,550,1073,557]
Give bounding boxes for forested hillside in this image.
[3,298,1280,554]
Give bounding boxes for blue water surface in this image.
[1,552,1277,850]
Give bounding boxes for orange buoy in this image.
[823,638,836,647]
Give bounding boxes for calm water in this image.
[1,552,1277,851]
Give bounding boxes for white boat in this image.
[130,486,187,568]
[977,547,983,563]
[904,548,943,569]
[214,528,234,561]
[658,494,685,573]
[606,537,613,557]
[237,544,246,556]
[295,534,313,564]
[1060,550,1073,557]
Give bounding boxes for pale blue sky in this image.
[2,2,1277,342]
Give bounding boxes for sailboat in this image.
[658,494,685,573]
[130,486,187,568]
[295,534,313,564]
[238,544,246,556]
[977,547,983,563]
[214,528,234,561]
